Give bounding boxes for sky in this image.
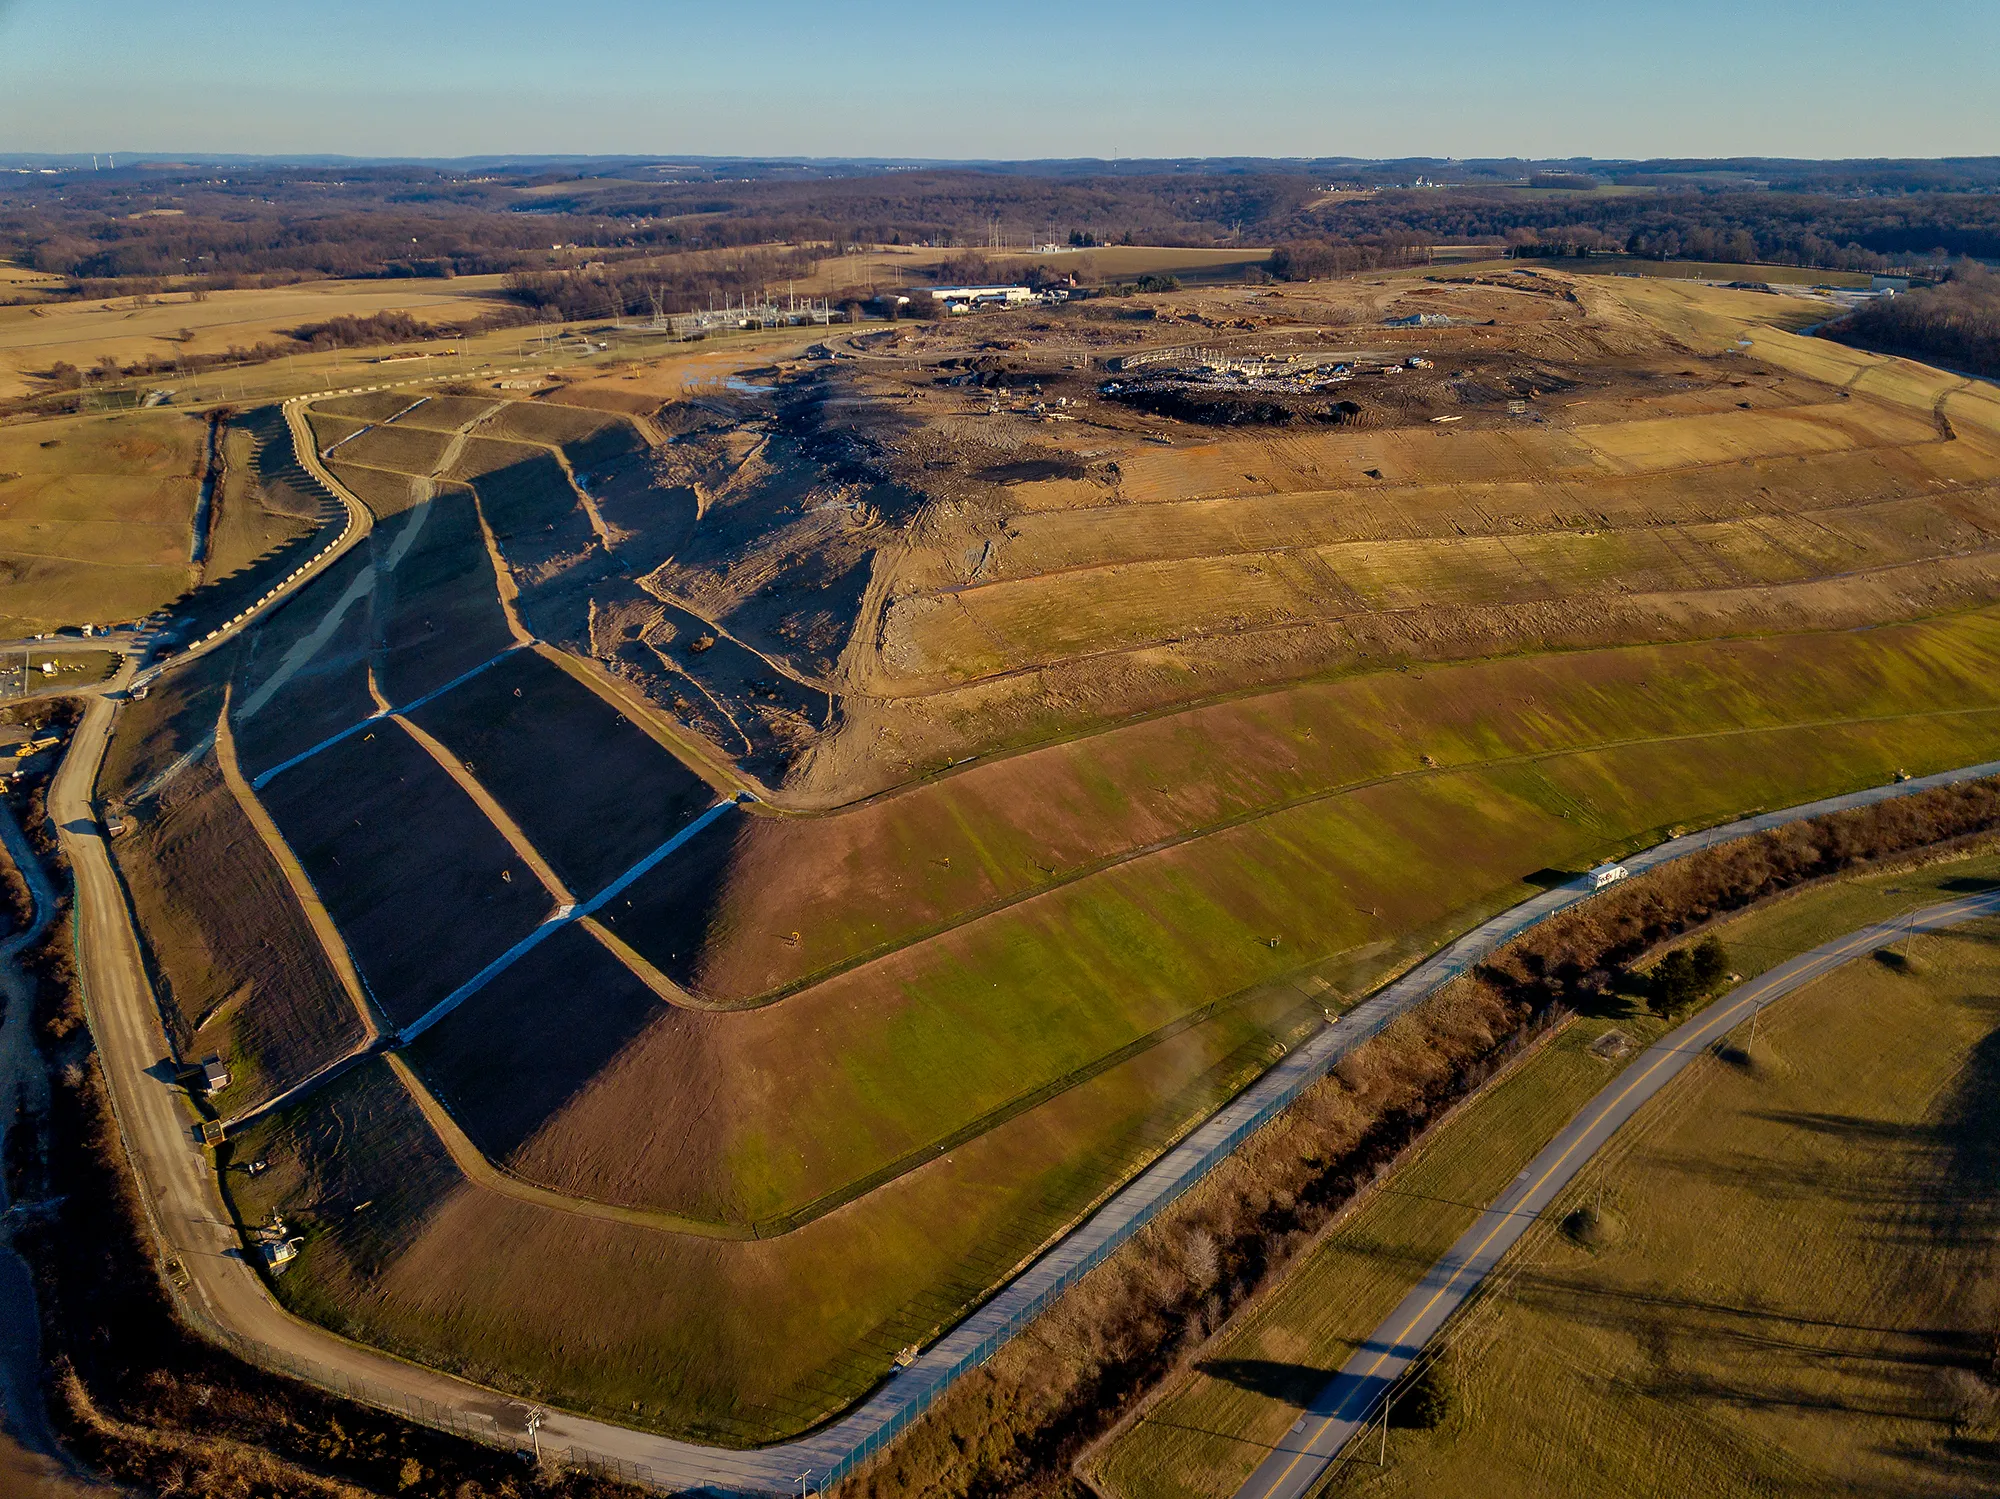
[2,0,1996,162]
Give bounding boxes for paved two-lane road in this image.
[1233,885,2000,1499]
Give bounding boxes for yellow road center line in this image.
[1255,898,1990,1496]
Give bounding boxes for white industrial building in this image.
[928,285,1036,311]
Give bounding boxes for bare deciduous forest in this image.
[1836,262,2000,375]
[5,155,1999,301]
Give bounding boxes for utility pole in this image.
[524,1407,545,1461]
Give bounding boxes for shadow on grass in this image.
[1195,1358,1333,1408]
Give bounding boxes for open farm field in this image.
[0,407,200,631]
[405,646,715,897]
[1093,846,2000,1499]
[0,257,63,292]
[257,719,554,1027]
[111,757,363,1109]
[0,273,515,399]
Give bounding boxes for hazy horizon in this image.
[3,0,1995,162]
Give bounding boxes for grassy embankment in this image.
[216,607,2000,1444]
[897,397,1977,684]
[546,609,2000,1224]
[112,755,363,1111]
[1092,849,2000,1498]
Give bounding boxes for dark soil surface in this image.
[110,759,362,1105]
[373,490,517,705]
[407,648,715,897]
[406,923,667,1169]
[260,719,553,1026]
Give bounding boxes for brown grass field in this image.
[85,268,2000,1442]
[0,275,516,399]
[1094,853,2000,1497]
[0,408,201,632]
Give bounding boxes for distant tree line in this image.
[1296,187,2000,270]
[501,247,821,322]
[288,306,535,351]
[1266,235,1432,280]
[1833,262,2000,376]
[7,160,2000,304]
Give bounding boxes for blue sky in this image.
[2,0,1995,160]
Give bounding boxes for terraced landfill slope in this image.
[99,269,2000,1443]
